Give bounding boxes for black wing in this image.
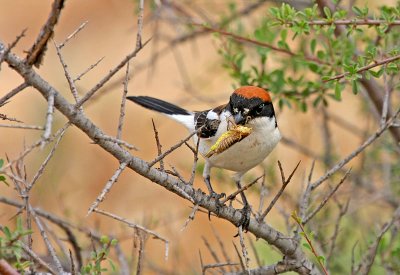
[194,104,226,139]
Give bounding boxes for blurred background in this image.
[0,0,399,274]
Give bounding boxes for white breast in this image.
[197,116,281,173]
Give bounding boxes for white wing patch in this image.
[169,114,195,131]
[206,110,219,120]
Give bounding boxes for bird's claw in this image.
[208,192,226,220]
[236,204,251,231]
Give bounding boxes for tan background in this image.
[0,0,391,273]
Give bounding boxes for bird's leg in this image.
[234,176,251,231]
[203,162,225,220]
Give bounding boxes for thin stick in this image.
[73,56,105,82]
[53,40,80,104]
[221,174,263,204]
[211,226,234,272]
[30,206,64,274]
[311,107,400,190]
[26,0,65,67]
[0,259,19,275]
[0,82,29,106]
[187,136,200,185]
[87,162,128,216]
[59,21,89,49]
[41,90,55,147]
[232,241,246,272]
[202,236,222,265]
[258,161,300,221]
[75,38,151,108]
[28,125,68,191]
[292,212,329,275]
[148,129,199,167]
[0,124,44,130]
[93,208,169,260]
[303,169,351,225]
[0,29,27,67]
[325,54,400,82]
[237,226,250,273]
[97,135,138,150]
[181,204,199,231]
[136,232,146,275]
[195,24,327,65]
[117,62,130,140]
[151,119,164,170]
[136,0,144,50]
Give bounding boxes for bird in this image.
[127,86,281,228]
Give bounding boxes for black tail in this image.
[127,96,190,115]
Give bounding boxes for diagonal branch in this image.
[26,0,65,67]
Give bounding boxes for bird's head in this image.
[227,86,276,126]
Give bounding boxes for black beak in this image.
[234,113,246,125]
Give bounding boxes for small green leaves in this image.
[81,235,118,275]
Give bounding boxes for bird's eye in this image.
[255,103,265,114]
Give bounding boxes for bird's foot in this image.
[236,204,251,232]
[208,192,226,220]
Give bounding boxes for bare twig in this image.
[148,129,200,168]
[28,124,68,191]
[0,259,19,275]
[93,208,169,260]
[258,161,300,222]
[87,162,128,215]
[326,199,350,267]
[59,21,88,49]
[30,206,64,274]
[181,204,199,231]
[117,62,130,140]
[202,236,222,265]
[325,54,400,82]
[292,212,329,275]
[311,107,400,191]
[222,174,263,204]
[0,113,23,123]
[26,0,65,67]
[187,136,200,185]
[74,56,105,82]
[233,242,246,273]
[0,82,29,106]
[248,236,262,267]
[151,119,164,170]
[40,90,55,147]
[211,226,234,272]
[203,263,239,274]
[136,0,144,50]
[97,135,138,150]
[355,207,400,275]
[0,29,26,69]
[75,38,151,108]
[0,124,44,130]
[195,24,327,65]
[136,232,146,275]
[53,40,80,104]
[237,226,250,273]
[302,169,351,225]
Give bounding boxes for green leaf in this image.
[111,239,118,246]
[334,81,342,100]
[0,159,4,168]
[3,226,12,239]
[318,255,326,264]
[303,242,312,251]
[100,235,110,244]
[308,62,319,73]
[310,39,316,54]
[323,7,332,18]
[352,80,359,94]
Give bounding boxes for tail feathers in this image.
[127,96,190,116]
